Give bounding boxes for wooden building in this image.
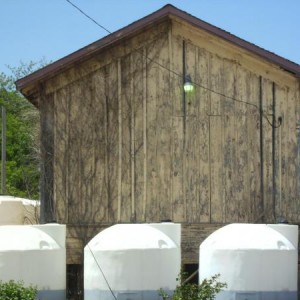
[16,4,300,298]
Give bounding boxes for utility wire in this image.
[87,244,118,300]
[65,0,281,129]
[66,0,112,34]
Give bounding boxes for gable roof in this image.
[16,4,300,101]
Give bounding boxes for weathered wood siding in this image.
[40,19,300,264]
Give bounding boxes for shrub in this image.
[159,273,226,300]
[0,280,37,300]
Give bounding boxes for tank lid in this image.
[0,195,40,206]
[0,225,61,250]
[200,223,296,250]
[86,224,178,250]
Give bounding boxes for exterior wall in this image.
[39,19,300,265]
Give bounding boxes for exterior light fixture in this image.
[184,75,194,92]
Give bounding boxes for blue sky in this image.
[1,0,299,76]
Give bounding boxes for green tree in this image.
[0,60,48,199]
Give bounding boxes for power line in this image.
[65,0,281,129]
[66,0,111,35]
[87,244,117,300]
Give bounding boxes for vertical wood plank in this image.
[185,41,200,223]
[279,87,288,221]
[275,87,283,219]
[130,54,135,221]
[247,73,261,222]
[198,48,210,223]
[235,66,249,222]
[168,29,174,222]
[54,88,68,223]
[294,84,300,223]
[145,41,158,222]
[209,116,224,222]
[286,86,298,222]
[278,86,288,221]
[93,69,108,223]
[105,62,119,223]
[262,78,274,222]
[209,53,222,116]
[132,49,145,222]
[67,82,82,223]
[40,91,54,223]
[209,53,224,223]
[151,35,172,222]
[222,59,236,223]
[120,55,132,222]
[79,75,95,224]
[143,47,147,221]
[171,35,185,222]
[117,59,122,222]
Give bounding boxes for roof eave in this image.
[15,5,175,97]
[169,6,300,78]
[16,4,300,102]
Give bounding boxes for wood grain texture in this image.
[93,69,108,223]
[185,42,200,223]
[197,48,210,223]
[247,73,261,222]
[67,81,82,224]
[54,87,68,222]
[171,35,185,222]
[120,54,132,222]
[145,40,159,222]
[42,18,299,265]
[262,78,274,222]
[105,62,119,223]
[181,223,223,264]
[40,90,54,223]
[286,86,298,222]
[132,50,145,222]
[156,36,173,222]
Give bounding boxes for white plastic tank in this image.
[0,195,40,225]
[0,224,66,300]
[199,223,298,300]
[84,223,181,300]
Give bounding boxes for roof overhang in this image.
[16,4,300,105]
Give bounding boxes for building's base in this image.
[215,290,298,300]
